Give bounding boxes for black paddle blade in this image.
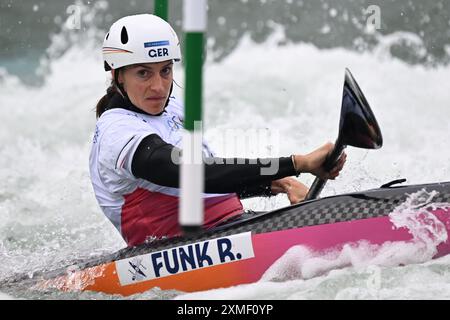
[304,69,383,201]
[339,68,383,149]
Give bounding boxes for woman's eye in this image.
[161,67,172,76]
[137,70,149,77]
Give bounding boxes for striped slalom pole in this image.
[154,0,169,21]
[180,0,207,235]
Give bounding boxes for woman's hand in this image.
[293,142,347,180]
[271,177,309,204]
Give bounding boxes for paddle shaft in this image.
[304,141,346,201]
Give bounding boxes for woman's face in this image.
[117,61,173,115]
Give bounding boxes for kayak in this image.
[3,69,446,297]
[24,180,450,296]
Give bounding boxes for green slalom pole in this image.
[154,0,168,21]
[180,0,207,235]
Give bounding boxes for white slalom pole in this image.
[180,0,207,235]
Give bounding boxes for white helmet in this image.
[102,14,181,71]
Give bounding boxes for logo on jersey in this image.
[93,125,100,144]
[167,115,182,131]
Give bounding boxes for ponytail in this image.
[95,82,118,118]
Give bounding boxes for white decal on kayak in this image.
[115,232,255,286]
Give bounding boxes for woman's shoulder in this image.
[95,108,154,140]
[99,107,140,120]
[97,108,148,127]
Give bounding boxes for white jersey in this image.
[89,97,243,246]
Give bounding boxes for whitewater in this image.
[0,30,450,299]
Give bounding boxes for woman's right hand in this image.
[293,142,347,180]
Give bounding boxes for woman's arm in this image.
[131,134,297,194]
[132,135,346,200]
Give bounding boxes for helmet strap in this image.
[113,68,128,100]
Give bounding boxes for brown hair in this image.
[96,81,118,118]
[96,68,123,118]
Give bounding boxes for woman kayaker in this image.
[89,14,346,246]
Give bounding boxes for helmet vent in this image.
[104,61,111,71]
[121,26,128,44]
[105,32,109,40]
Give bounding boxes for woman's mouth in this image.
[146,97,165,101]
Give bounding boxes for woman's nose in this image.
[149,74,165,92]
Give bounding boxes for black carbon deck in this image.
[3,181,450,285]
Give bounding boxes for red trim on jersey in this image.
[121,188,244,246]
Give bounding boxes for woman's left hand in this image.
[271,177,309,204]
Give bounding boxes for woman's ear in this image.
[112,69,124,85]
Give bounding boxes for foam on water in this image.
[1,27,450,299]
[0,44,126,284]
[176,254,450,300]
[0,292,14,300]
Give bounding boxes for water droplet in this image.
[329,8,338,18]
[217,16,226,26]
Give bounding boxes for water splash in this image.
[259,190,450,283]
[389,189,449,258]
